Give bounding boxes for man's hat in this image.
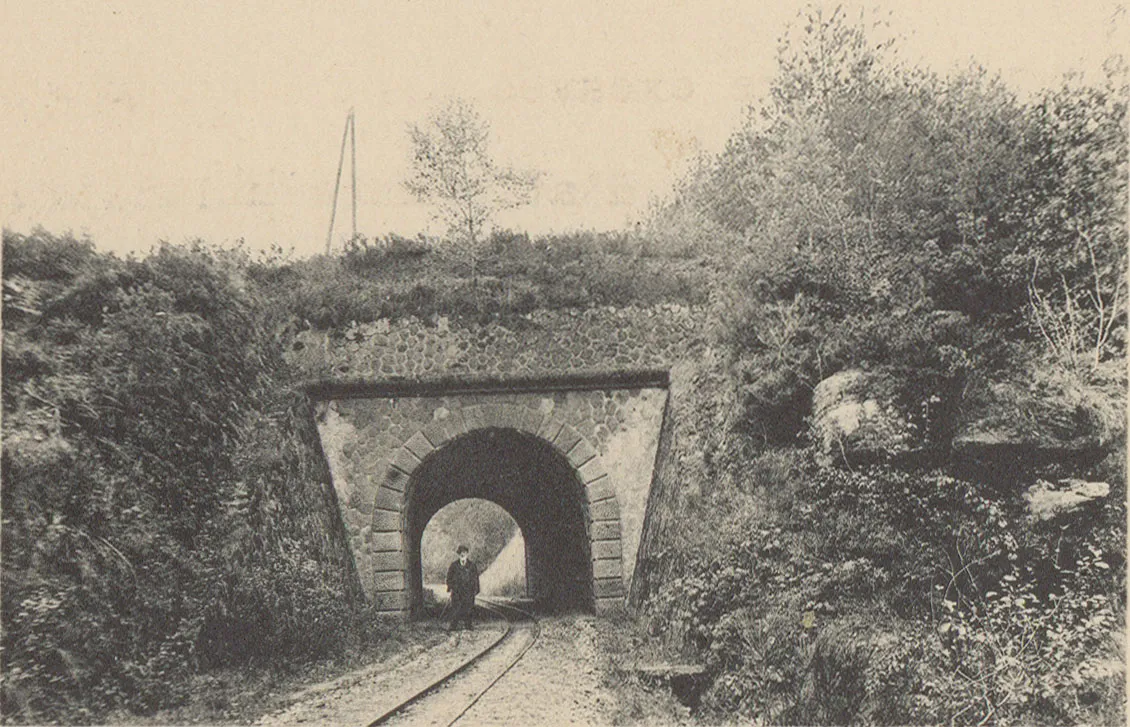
[457,545,470,554]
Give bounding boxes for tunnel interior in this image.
[420,498,525,598]
[406,428,593,615]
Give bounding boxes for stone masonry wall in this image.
[317,388,666,610]
[290,305,706,614]
[286,305,702,380]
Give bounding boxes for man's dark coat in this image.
[446,558,480,628]
[446,559,480,600]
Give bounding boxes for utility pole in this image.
[350,110,357,241]
[326,109,357,255]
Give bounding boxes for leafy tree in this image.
[649,5,1127,449]
[404,99,538,269]
[1022,62,1128,374]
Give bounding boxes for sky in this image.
[2,0,1124,258]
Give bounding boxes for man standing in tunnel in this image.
[446,545,479,631]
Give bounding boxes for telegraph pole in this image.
[350,110,357,241]
[326,109,357,255]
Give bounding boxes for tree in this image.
[1023,60,1128,374]
[404,99,537,258]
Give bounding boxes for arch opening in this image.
[406,428,593,615]
[420,498,526,603]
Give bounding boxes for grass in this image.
[257,230,714,330]
[101,623,444,725]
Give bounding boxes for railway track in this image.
[369,597,540,727]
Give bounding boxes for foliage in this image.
[645,13,1128,718]
[256,230,709,330]
[1,231,365,723]
[1024,67,1128,363]
[341,233,430,276]
[420,498,518,583]
[404,98,538,254]
[645,455,1125,724]
[651,6,1127,447]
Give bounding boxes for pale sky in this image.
[2,0,1123,258]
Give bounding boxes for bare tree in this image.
[404,99,537,262]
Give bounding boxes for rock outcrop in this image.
[952,376,1109,468]
[811,369,931,465]
[812,363,1118,473]
[1024,478,1111,521]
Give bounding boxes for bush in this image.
[256,230,710,332]
[341,233,430,275]
[644,453,1125,724]
[2,228,98,282]
[1,233,364,723]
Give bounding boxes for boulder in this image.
[811,369,931,465]
[952,377,1108,468]
[1024,478,1111,521]
[633,663,708,708]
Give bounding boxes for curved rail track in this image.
[369,597,540,727]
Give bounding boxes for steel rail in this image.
[367,598,539,727]
[445,597,540,726]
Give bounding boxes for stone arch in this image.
[365,402,624,617]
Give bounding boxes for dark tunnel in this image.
[406,427,593,616]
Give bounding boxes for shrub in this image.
[644,453,1125,724]
[2,228,98,282]
[1,233,364,722]
[341,233,431,275]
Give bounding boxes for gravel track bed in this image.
[450,616,614,726]
[256,625,506,726]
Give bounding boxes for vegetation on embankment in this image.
[641,446,1124,724]
[1,234,373,723]
[634,8,1127,725]
[254,228,711,332]
[102,623,448,726]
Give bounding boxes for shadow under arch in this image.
[406,428,594,615]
